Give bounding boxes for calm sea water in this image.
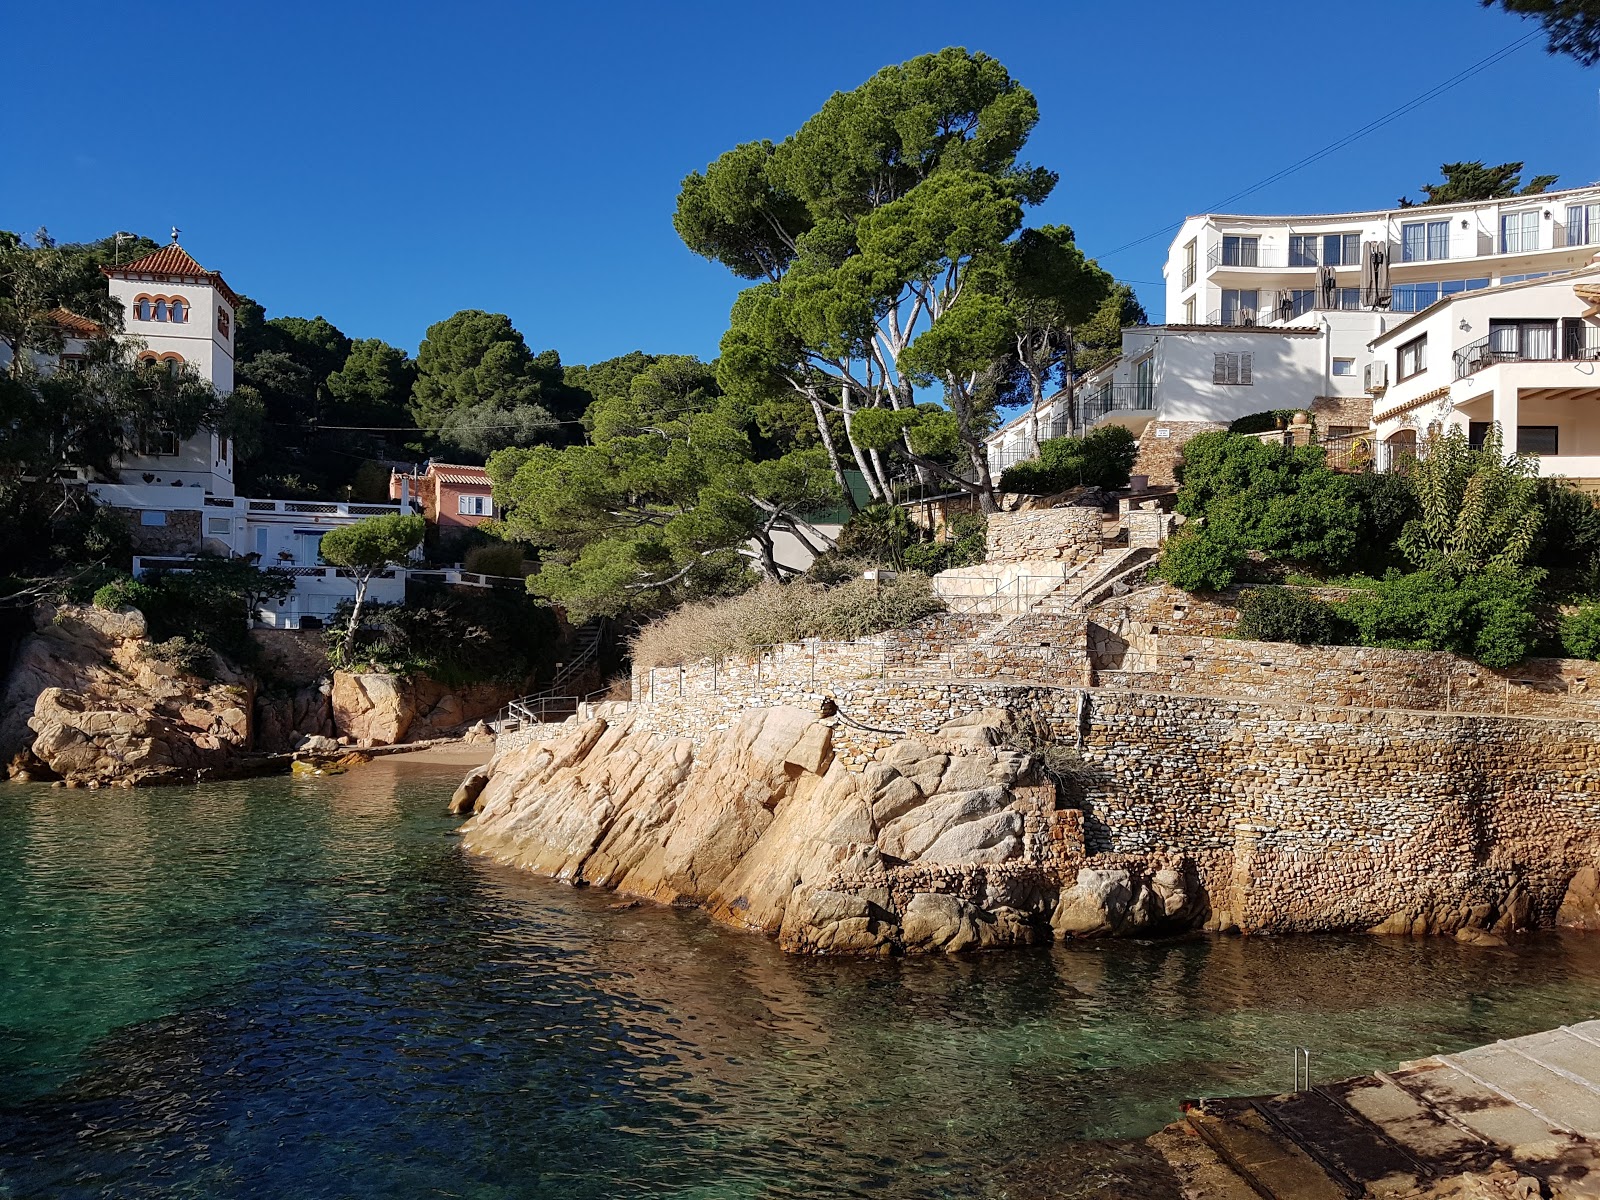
[4,764,1600,1199]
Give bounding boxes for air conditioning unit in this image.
[1364,360,1388,393]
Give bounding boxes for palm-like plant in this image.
[1398,425,1542,573]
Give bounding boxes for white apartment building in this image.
[8,236,413,626]
[1370,265,1600,488]
[987,183,1600,481]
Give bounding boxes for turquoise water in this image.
[5,764,1600,1198]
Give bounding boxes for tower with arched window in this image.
[102,237,242,497]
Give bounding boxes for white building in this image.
[1370,265,1600,489]
[987,183,1600,483]
[9,236,414,627]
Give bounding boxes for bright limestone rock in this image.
[460,705,1088,955]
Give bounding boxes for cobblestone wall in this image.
[1310,393,1374,433]
[1071,690,1600,934]
[1132,420,1227,486]
[985,507,1103,564]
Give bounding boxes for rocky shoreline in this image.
[456,704,1204,955]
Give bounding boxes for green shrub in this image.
[324,585,560,684]
[901,511,987,574]
[140,636,215,678]
[1560,604,1600,660]
[464,542,526,578]
[1235,588,1339,645]
[1334,568,1540,668]
[998,426,1138,495]
[1156,527,1246,592]
[93,577,151,611]
[1171,432,1359,573]
[836,504,916,568]
[1227,409,1304,435]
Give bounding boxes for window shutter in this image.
[1238,353,1253,384]
[1213,353,1229,384]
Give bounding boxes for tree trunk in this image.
[345,571,370,643]
[809,395,859,515]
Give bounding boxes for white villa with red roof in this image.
[57,236,415,627]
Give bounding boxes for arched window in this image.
[217,308,231,339]
[135,297,152,321]
[169,298,187,323]
[160,353,184,380]
[153,300,168,322]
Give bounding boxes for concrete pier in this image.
[1152,1022,1600,1198]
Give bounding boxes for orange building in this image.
[390,462,497,529]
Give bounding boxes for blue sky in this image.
[4,0,1595,365]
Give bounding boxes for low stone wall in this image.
[1311,393,1374,434]
[985,506,1103,564]
[1097,633,1600,720]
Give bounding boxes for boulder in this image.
[27,685,246,787]
[331,672,415,745]
[448,765,492,816]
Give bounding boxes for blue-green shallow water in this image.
[5,766,1600,1199]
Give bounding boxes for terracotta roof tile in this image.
[431,464,492,487]
[104,242,242,307]
[46,307,105,337]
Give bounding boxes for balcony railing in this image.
[1206,286,1388,327]
[1081,384,1156,425]
[1453,327,1600,379]
[242,498,404,517]
[1182,263,1197,289]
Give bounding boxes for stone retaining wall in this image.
[1097,633,1600,720]
[1070,690,1600,934]
[985,507,1103,564]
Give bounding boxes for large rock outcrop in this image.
[16,608,257,786]
[461,705,1200,955]
[331,672,519,746]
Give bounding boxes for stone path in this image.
[1152,1022,1600,1198]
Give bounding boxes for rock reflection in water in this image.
[2,767,1600,1199]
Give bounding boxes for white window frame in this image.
[1500,209,1540,254]
[457,493,492,517]
[1332,358,1355,377]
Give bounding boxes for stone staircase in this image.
[1153,1022,1600,1198]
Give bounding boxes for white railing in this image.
[406,567,522,589]
[244,498,405,517]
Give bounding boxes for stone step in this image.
[1185,1104,1350,1200]
[1331,1072,1493,1176]
[1445,1042,1600,1135]
[1255,1087,1429,1196]
[1147,1122,1267,1200]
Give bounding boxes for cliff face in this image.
[7,606,256,787]
[461,705,1198,955]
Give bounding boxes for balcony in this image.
[1082,384,1157,426]
[1205,287,1383,327]
[1453,327,1600,379]
[1182,263,1197,289]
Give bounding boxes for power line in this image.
[1094,29,1542,262]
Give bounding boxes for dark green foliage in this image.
[1167,432,1360,586]
[1348,471,1420,572]
[998,426,1137,494]
[903,511,987,573]
[1535,479,1600,593]
[140,636,215,679]
[1235,588,1339,645]
[93,559,295,666]
[324,586,559,685]
[1487,0,1600,64]
[0,483,130,602]
[1400,160,1559,207]
[1155,527,1247,593]
[836,504,916,568]
[463,542,525,578]
[1335,568,1541,669]
[1560,603,1600,660]
[410,310,585,460]
[1227,410,1304,435]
